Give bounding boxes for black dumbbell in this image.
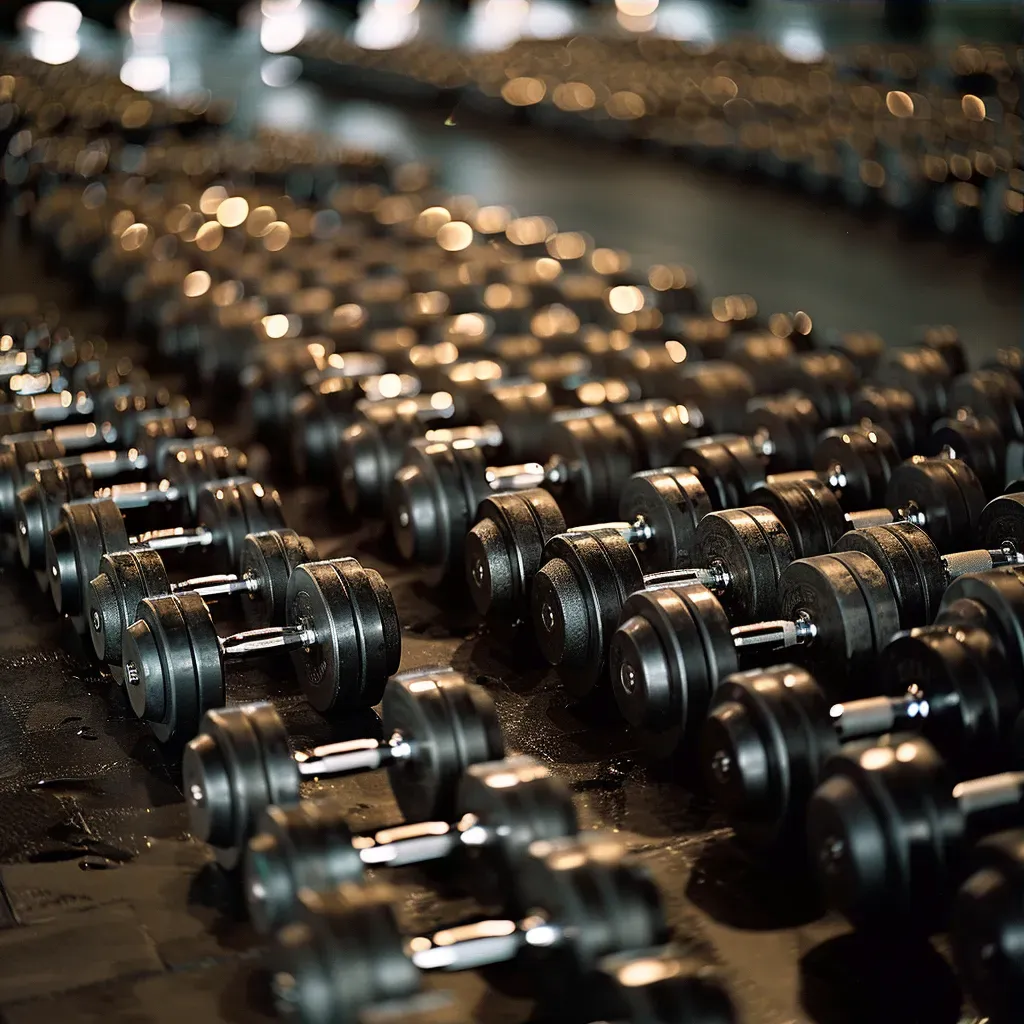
[531,505,795,698]
[608,552,902,750]
[17,441,247,579]
[465,467,714,622]
[951,828,1024,1024]
[337,381,553,518]
[389,409,652,584]
[701,620,1012,855]
[87,528,319,681]
[751,454,986,557]
[267,833,668,1024]
[873,344,954,425]
[741,392,822,474]
[807,734,1024,931]
[124,556,400,743]
[833,496,1024,626]
[244,754,576,934]
[851,384,930,457]
[926,410,1009,497]
[45,474,281,630]
[182,669,500,867]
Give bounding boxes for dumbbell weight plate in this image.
[619,469,712,574]
[876,346,952,423]
[382,670,504,822]
[532,529,646,699]
[807,735,963,930]
[778,552,900,694]
[701,665,839,854]
[977,492,1024,552]
[0,434,62,523]
[273,885,421,1024]
[240,529,320,628]
[163,444,248,517]
[951,829,1024,1024]
[287,559,401,714]
[246,801,363,936]
[88,546,171,680]
[678,435,765,510]
[615,402,695,473]
[813,426,900,510]
[749,477,847,559]
[742,393,820,472]
[464,488,566,619]
[929,415,1004,497]
[611,583,738,759]
[546,412,637,525]
[692,507,794,621]
[852,385,924,458]
[886,458,983,553]
[16,463,93,584]
[834,523,946,629]
[938,569,1024,681]
[197,479,285,573]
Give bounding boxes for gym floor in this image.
[0,3,1018,1021]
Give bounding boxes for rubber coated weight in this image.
[952,829,1024,1024]
[614,402,694,472]
[951,369,1024,440]
[669,361,755,434]
[161,443,248,516]
[15,462,95,580]
[778,552,901,692]
[123,592,212,744]
[701,665,840,854]
[196,478,285,573]
[886,457,984,553]
[239,528,320,627]
[677,435,766,510]
[929,413,1005,497]
[812,424,900,510]
[742,392,820,472]
[692,506,794,621]
[834,523,946,629]
[464,488,566,619]
[610,584,738,757]
[852,385,927,457]
[807,735,965,931]
[783,351,859,425]
[383,669,505,822]
[531,529,646,699]
[748,477,847,559]
[978,492,1024,552]
[876,346,953,423]
[287,559,401,714]
[938,569,1024,680]
[619,468,712,574]
[88,546,171,678]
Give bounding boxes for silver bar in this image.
[954,772,1024,818]
[425,423,504,449]
[131,526,212,551]
[219,625,316,660]
[730,617,816,650]
[844,508,897,530]
[103,481,183,508]
[486,462,547,491]
[294,733,413,777]
[358,825,461,867]
[830,694,925,741]
[172,574,252,599]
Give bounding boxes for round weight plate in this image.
[835,523,945,629]
[240,529,291,627]
[749,477,847,559]
[336,419,394,517]
[245,802,362,936]
[175,591,226,742]
[742,393,820,472]
[938,569,1024,680]
[779,553,899,694]
[701,665,839,854]
[671,362,755,435]
[807,735,963,931]
[877,346,951,422]
[951,829,1024,1024]
[383,669,504,822]
[619,469,712,574]
[785,352,859,425]
[929,415,1004,498]
[610,584,737,757]
[813,425,900,510]
[227,480,286,570]
[478,383,555,463]
[615,403,694,472]
[978,492,1024,551]
[852,385,924,457]
[678,435,766,510]
[532,530,646,698]
[16,467,70,574]
[885,458,980,553]
[693,507,794,621]
[465,489,566,619]
[288,559,401,714]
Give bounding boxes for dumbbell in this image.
[531,505,796,697]
[16,441,247,579]
[45,475,282,633]
[243,754,576,934]
[389,409,651,584]
[87,528,319,681]
[267,833,668,1024]
[337,380,554,518]
[851,385,931,457]
[124,557,401,743]
[926,410,1011,497]
[751,454,986,556]
[466,467,714,623]
[951,828,1024,1024]
[873,344,955,425]
[607,551,903,750]
[182,669,501,867]
[681,422,900,516]
[807,733,1024,931]
[700,620,1013,855]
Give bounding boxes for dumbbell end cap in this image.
[245,830,296,937]
[0,454,17,523]
[337,422,384,517]
[46,521,78,615]
[123,617,168,727]
[87,571,123,666]
[609,614,672,730]
[181,731,227,848]
[699,701,772,817]
[14,486,46,570]
[531,558,587,668]
[464,518,513,616]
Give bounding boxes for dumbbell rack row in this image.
[0,46,1016,1024]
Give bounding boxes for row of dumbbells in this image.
[296,33,1024,253]
[183,668,737,1024]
